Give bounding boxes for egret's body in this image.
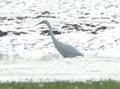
[37,20,83,58]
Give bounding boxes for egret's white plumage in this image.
[36,20,83,58]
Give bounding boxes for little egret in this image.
[35,20,83,58]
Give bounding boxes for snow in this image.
[0,0,120,82]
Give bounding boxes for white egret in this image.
[36,20,83,58]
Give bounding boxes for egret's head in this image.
[40,20,48,24]
[34,20,49,27]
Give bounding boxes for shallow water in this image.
[0,57,120,82]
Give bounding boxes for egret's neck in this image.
[46,22,56,41]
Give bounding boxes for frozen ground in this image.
[0,0,120,82]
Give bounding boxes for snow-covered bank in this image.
[0,57,120,82]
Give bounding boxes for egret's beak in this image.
[34,21,44,27]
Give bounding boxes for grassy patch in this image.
[0,80,120,89]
